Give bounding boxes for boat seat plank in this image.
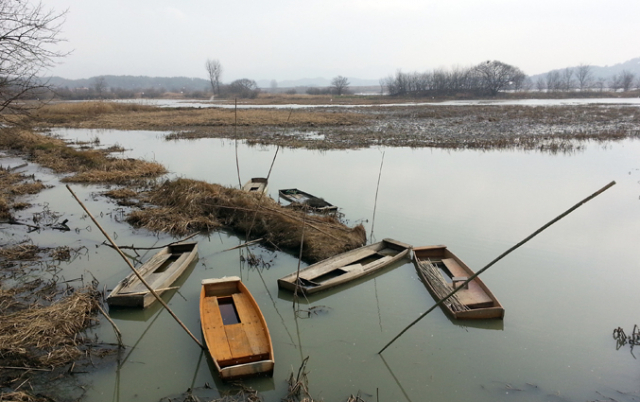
[224,324,255,360]
[202,297,234,362]
[299,249,379,280]
[232,293,270,356]
[441,258,494,308]
[363,255,393,271]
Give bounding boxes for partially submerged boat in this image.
[242,177,268,194]
[278,188,338,212]
[277,238,412,295]
[200,276,274,380]
[107,242,199,308]
[413,245,504,319]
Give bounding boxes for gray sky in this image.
[44,0,640,82]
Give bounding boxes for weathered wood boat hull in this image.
[107,242,199,308]
[200,277,274,380]
[277,238,412,295]
[278,188,338,211]
[413,245,504,320]
[242,178,268,194]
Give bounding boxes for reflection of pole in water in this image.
[293,313,305,363]
[380,353,415,402]
[374,277,383,332]
[254,263,296,349]
[370,151,385,243]
[190,348,205,391]
[113,307,164,402]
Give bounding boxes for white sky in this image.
[43,0,640,82]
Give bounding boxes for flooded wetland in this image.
[2,99,640,402]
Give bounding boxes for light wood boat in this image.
[277,238,412,295]
[413,245,504,319]
[278,188,338,212]
[200,276,274,380]
[107,242,198,308]
[242,177,268,194]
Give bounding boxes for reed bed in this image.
[0,128,166,184]
[30,102,366,130]
[127,178,366,263]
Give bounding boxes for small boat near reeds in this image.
[107,242,198,308]
[278,188,338,212]
[242,177,268,194]
[413,245,504,319]
[277,238,412,295]
[200,276,274,380]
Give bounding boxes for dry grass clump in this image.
[0,287,99,368]
[61,158,166,184]
[0,244,41,262]
[10,181,45,195]
[128,178,366,263]
[0,390,51,402]
[104,188,138,199]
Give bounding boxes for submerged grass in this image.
[128,178,366,263]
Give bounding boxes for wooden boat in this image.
[200,276,274,380]
[242,177,268,194]
[107,242,198,308]
[413,245,504,319]
[278,188,338,212]
[277,238,412,295]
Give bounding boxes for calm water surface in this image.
[14,128,640,401]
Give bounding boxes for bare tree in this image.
[330,75,350,95]
[535,77,547,92]
[473,60,524,96]
[546,71,562,92]
[619,70,635,92]
[93,76,107,99]
[0,1,67,120]
[575,64,592,91]
[205,59,222,98]
[561,68,574,91]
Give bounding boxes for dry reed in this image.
[416,260,468,312]
[127,178,366,263]
[0,287,99,368]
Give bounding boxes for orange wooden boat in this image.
[413,245,504,319]
[200,276,274,379]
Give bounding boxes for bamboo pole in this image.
[66,185,205,350]
[379,180,616,354]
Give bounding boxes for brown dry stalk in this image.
[0,288,99,368]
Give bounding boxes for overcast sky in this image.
[43,0,640,82]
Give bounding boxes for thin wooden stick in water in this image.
[66,185,205,350]
[379,180,616,354]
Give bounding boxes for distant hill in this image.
[47,75,210,91]
[529,57,640,82]
[45,74,380,91]
[256,77,380,89]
